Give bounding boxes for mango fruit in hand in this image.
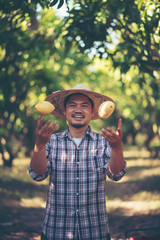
[98,101,115,118]
[35,101,55,115]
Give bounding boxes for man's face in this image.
[64,94,94,129]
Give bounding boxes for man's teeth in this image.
[73,115,83,118]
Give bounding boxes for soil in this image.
[0,150,160,240]
[1,193,160,240]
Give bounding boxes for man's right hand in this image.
[35,116,59,150]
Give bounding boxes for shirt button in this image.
[76,193,79,196]
[77,177,79,180]
[76,209,79,212]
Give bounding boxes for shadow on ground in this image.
[0,153,160,240]
[0,206,43,240]
[108,211,160,239]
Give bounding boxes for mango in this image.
[98,101,115,118]
[35,101,55,115]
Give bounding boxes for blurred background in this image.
[0,0,160,239]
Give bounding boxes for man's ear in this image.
[92,107,95,118]
[63,110,66,117]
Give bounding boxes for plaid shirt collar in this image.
[60,125,95,141]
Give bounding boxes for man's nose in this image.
[75,105,82,111]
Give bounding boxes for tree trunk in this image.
[3,158,13,167]
[1,148,15,168]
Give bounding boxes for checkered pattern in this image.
[29,126,126,240]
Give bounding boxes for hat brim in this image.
[45,89,114,120]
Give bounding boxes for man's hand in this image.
[35,116,59,150]
[101,119,122,149]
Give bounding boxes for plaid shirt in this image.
[29,126,126,240]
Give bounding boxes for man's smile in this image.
[72,113,85,119]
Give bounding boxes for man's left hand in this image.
[101,119,122,149]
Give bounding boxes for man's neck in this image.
[69,125,88,138]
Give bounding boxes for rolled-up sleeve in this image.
[28,141,52,182]
[105,161,127,181]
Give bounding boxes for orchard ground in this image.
[0,146,160,240]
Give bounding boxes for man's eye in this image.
[82,104,88,108]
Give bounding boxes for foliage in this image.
[58,0,160,151]
[61,0,160,77]
[0,1,92,166]
[0,1,57,166]
[89,57,160,152]
[51,0,160,152]
[0,0,160,167]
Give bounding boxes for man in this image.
[29,84,126,240]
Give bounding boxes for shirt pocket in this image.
[90,157,106,181]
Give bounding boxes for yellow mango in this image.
[35,101,55,115]
[98,101,115,118]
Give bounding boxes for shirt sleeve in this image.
[28,141,52,182]
[105,161,127,181]
[104,142,127,181]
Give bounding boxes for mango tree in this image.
[0,1,93,167]
[53,0,160,154]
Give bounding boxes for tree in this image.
[1,0,160,167]
[0,1,93,167]
[52,0,160,154]
[54,0,160,79]
[0,0,54,166]
[90,57,160,155]
[0,0,44,166]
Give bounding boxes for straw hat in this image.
[45,84,114,120]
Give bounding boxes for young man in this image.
[29,84,126,240]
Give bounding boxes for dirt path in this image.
[1,205,160,240]
[0,150,160,240]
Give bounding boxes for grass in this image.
[0,146,160,240]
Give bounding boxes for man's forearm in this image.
[30,144,47,175]
[109,144,125,174]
